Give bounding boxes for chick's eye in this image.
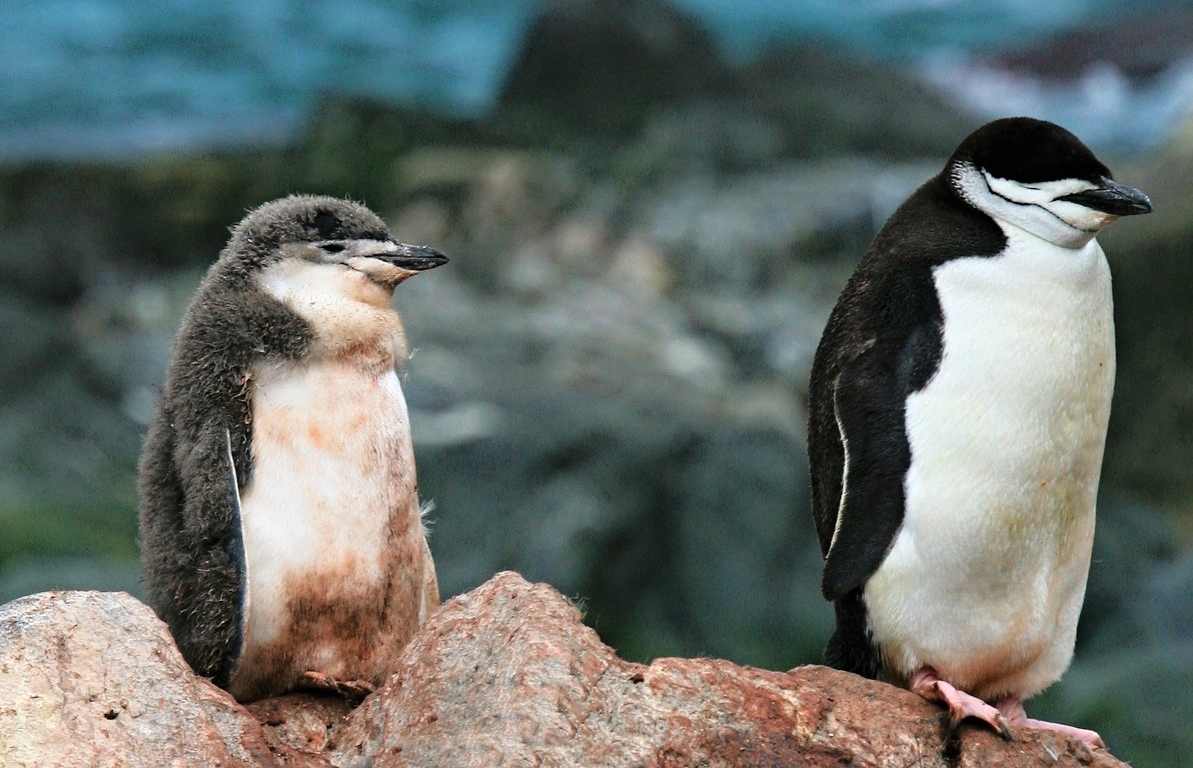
[321,243,345,254]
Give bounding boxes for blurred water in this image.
[0,0,1188,160]
[676,0,1100,59]
[0,0,539,159]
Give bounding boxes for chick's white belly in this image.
[238,358,417,663]
[863,244,1114,701]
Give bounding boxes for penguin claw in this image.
[995,696,1105,749]
[1019,718,1103,749]
[294,670,375,701]
[910,668,1013,741]
[945,709,1013,743]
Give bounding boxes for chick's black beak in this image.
[1060,177,1153,216]
[377,242,449,271]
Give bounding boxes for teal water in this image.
[1,0,1184,159]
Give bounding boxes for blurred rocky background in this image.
[1,0,1192,764]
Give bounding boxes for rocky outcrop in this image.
[496,0,730,137]
[0,589,277,767]
[494,0,972,154]
[1,572,1128,767]
[995,8,1193,81]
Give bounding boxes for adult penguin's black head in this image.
[944,117,1152,247]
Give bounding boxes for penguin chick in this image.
[807,117,1152,747]
[138,195,446,702]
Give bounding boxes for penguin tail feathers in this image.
[824,589,880,680]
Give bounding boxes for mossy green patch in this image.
[0,496,137,567]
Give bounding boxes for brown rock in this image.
[245,695,353,766]
[0,590,277,768]
[329,571,1127,768]
[1,574,1131,768]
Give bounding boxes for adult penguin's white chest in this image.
[864,229,1115,701]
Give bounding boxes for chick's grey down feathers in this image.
[137,195,394,686]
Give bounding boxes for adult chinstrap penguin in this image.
[807,117,1152,747]
[138,194,445,702]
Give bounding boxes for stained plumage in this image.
[808,117,1152,745]
[138,195,445,702]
